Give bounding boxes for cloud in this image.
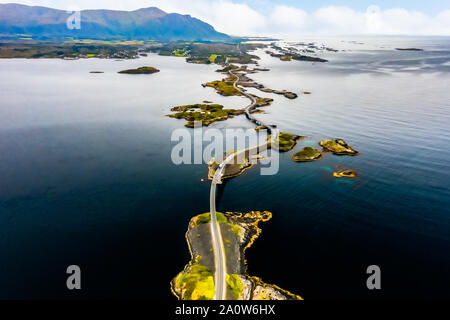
[206,2,266,35]
[139,2,450,36]
[0,0,449,35]
[365,6,429,34]
[311,5,450,36]
[313,6,365,34]
[270,5,308,30]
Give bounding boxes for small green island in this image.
[255,97,274,107]
[292,147,323,162]
[171,211,303,300]
[204,80,241,96]
[269,132,303,152]
[168,104,244,127]
[118,66,160,74]
[319,139,359,155]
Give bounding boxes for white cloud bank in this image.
[0,0,449,36]
[270,5,308,30]
[269,5,450,36]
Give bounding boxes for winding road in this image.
[210,67,278,300]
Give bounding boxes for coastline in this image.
[171,211,303,300]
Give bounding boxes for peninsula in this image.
[171,211,303,300]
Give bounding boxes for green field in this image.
[209,54,220,62]
[175,257,215,300]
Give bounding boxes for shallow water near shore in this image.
[0,36,449,299]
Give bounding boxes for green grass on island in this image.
[255,97,274,107]
[254,125,269,132]
[174,210,303,301]
[280,55,292,61]
[227,55,259,64]
[270,132,302,152]
[228,223,241,236]
[291,147,323,162]
[173,48,187,57]
[319,139,359,155]
[0,43,139,59]
[0,41,266,64]
[118,66,160,74]
[169,104,244,127]
[216,64,239,73]
[209,54,221,63]
[226,274,245,299]
[192,212,228,227]
[186,57,211,64]
[205,80,241,96]
[146,42,263,65]
[175,256,215,300]
[192,212,241,236]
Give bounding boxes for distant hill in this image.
[0,3,230,41]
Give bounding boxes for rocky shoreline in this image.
[171,211,303,300]
[292,147,323,162]
[168,104,244,127]
[118,66,160,74]
[319,139,359,156]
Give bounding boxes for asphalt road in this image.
[209,68,278,300]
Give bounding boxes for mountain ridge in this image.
[0,3,230,41]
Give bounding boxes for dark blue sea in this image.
[0,36,449,299]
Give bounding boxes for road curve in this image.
[210,67,278,300]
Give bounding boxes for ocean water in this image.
[0,36,449,299]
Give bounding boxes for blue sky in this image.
[241,0,447,15]
[1,0,449,35]
[3,0,446,14]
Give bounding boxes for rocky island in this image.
[333,169,357,178]
[168,104,244,127]
[270,132,303,152]
[204,80,241,96]
[171,211,303,300]
[292,147,323,162]
[254,125,269,132]
[118,66,160,74]
[395,48,423,51]
[319,139,359,156]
